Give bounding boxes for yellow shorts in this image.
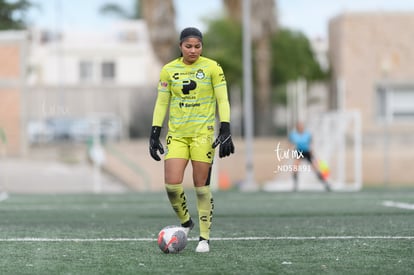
[164,134,215,163]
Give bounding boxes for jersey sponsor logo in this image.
[172,72,195,80]
[195,69,205,79]
[182,79,197,95]
[179,102,201,108]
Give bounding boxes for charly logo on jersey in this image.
[195,69,205,79]
[206,151,212,159]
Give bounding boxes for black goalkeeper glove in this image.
[149,126,164,161]
[212,122,235,158]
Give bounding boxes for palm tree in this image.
[100,0,176,64]
[141,0,176,64]
[223,0,242,21]
[99,1,141,19]
[224,0,278,136]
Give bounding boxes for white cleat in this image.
[195,240,210,253]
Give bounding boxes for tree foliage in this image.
[0,0,33,30]
[203,19,243,89]
[203,19,327,104]
[271,28,327,86]
[99,0,142,19]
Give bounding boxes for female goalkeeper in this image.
[149,27,234,253]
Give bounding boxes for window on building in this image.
[377,84,414,122]
[79,61,93,82]
[101,61,116,82]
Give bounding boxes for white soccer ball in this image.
[157,225,188,254]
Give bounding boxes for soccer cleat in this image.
[195,240,210,253]
[322,180,332,192]
[181,218,194,236]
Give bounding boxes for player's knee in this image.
[165,174,184,185]
[193,177,209,187]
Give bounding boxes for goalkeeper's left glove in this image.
[212,122,235,158]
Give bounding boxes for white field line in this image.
[382,200,414,210]
[0,236,413,242]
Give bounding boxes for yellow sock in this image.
[195,186,214,240]
[165,184,191,225]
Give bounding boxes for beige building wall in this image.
[0,32,27,156]
[329,12,414,185]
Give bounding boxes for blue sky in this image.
[27,0,414,39]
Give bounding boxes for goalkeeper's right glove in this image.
[149,126,164,161]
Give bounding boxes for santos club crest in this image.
[195,69,205,79]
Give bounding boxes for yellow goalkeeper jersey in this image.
[152,56,230,137]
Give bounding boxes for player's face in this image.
[180,38,202,65]
[296,123,304,133]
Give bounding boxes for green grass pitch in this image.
[0,188,413,274]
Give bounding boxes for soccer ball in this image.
[157,225,188,254]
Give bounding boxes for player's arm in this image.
[152,90,170,127]
[149,69,171,161]
[212,62,230,122]
[215,84,230,123]
[212,62,234,158]
[152,69,171,127]
[288,131,296,150]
